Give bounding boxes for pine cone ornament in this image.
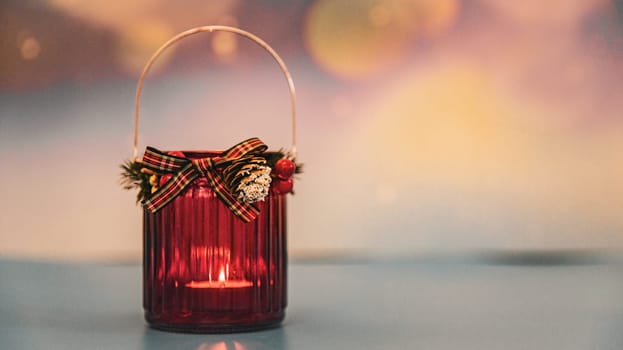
[222,156,272,204]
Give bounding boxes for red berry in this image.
[273,178,293,194]
[274,158,295,180]
[159,174,172,187]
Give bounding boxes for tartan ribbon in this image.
[141,137,268,222]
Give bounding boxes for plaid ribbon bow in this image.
[141,137,268,222]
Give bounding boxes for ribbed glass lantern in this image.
[143,152,287,332]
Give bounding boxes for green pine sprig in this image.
[120,160,152,203]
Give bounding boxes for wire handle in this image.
[133,25,297,160]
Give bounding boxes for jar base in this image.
[145,311,285,334]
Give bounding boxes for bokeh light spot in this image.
[304,0,408,79]
[211,15,239,61]
[19,36,41,60]
[212,31,238,60]
[304,0,458,79]
[115,19,174,75]
[359,64,519,183]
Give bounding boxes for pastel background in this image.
[1,0,622,261]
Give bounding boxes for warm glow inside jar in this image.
[143,151,287,333]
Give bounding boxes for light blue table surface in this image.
[2,257,623,349]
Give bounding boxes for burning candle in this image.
[187,265,254,289]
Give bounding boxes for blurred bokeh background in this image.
[1,0,622,261]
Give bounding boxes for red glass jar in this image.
[143,151,287,333]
